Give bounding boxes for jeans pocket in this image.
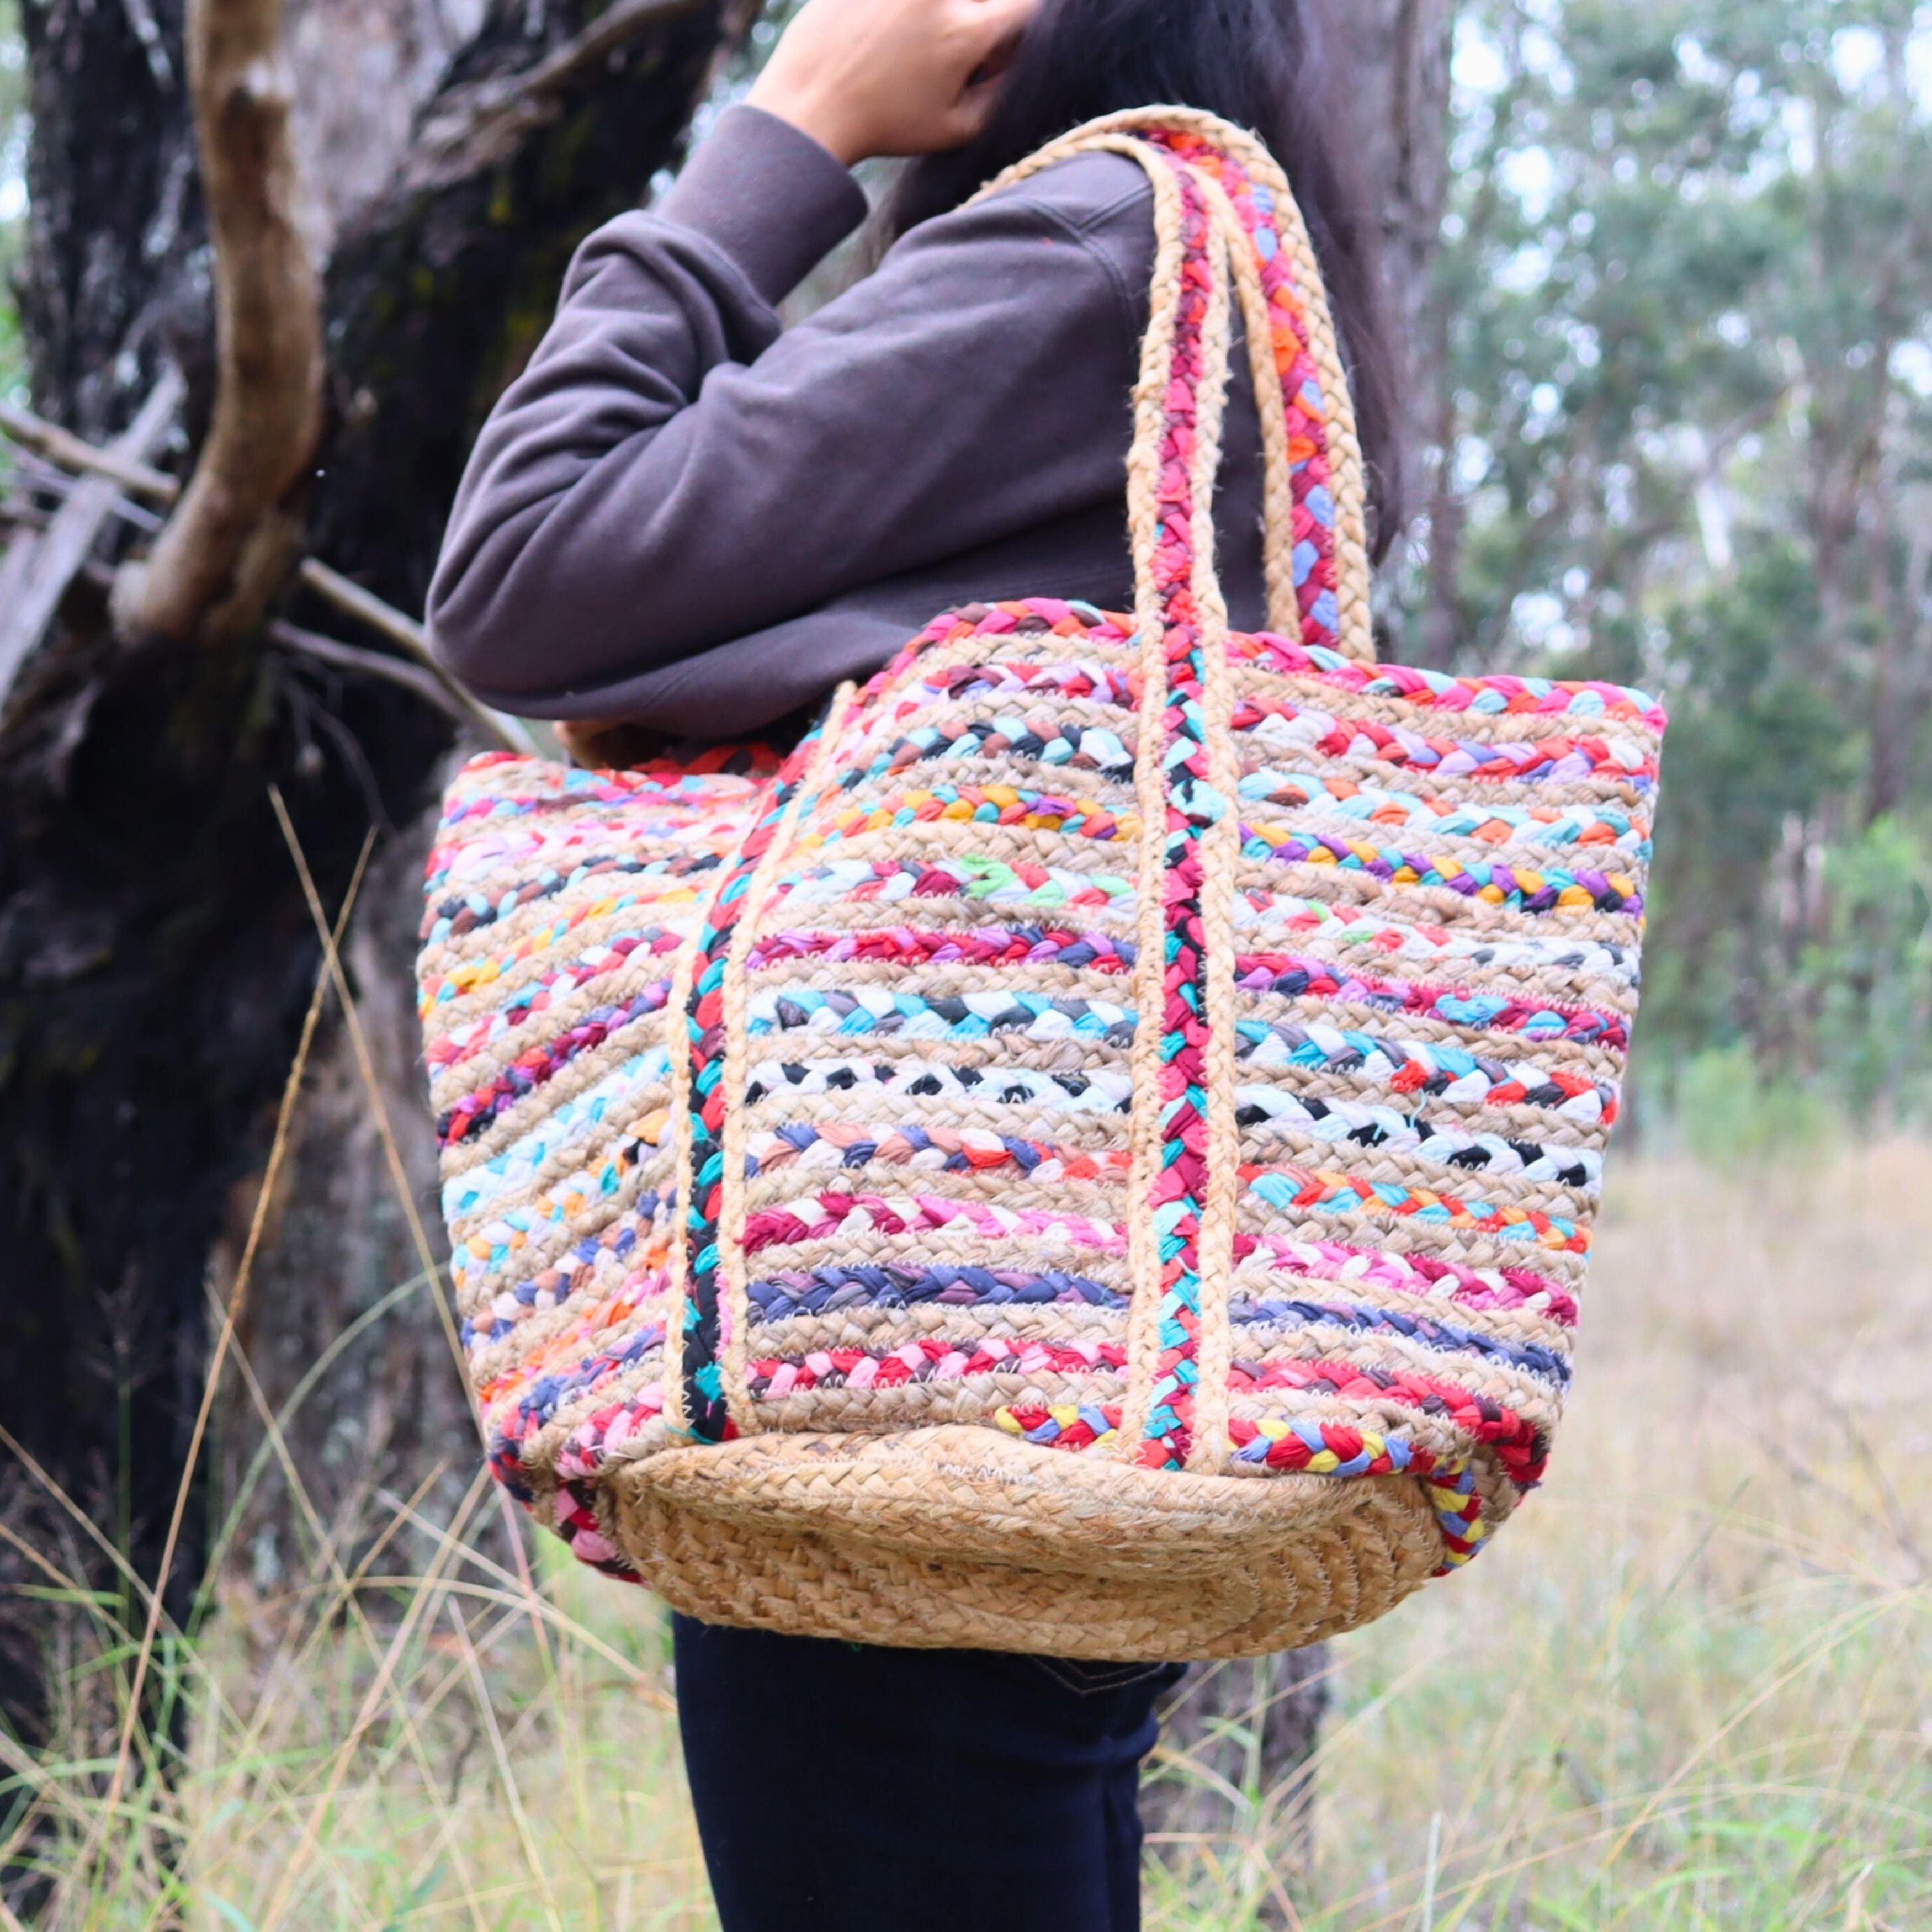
[1027,1657,1190,1697]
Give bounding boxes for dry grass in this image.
[9,1144,1931,1929]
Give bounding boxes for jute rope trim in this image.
[716,683,857,1436]
[976,107,1376,666]
[675,690,854,1443]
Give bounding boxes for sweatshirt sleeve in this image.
[426,110,1146,706]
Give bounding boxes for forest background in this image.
[1,0,1930,1924]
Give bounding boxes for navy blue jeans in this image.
[672,1615,1184,1932]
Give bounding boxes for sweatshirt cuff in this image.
[656,104,869,306]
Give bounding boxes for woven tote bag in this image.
[417,109,1666,1659]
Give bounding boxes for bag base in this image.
[607,1427,1446,1659]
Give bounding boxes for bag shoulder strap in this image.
[969,107,1375,668]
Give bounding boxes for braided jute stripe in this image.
[414,109,1668,1657]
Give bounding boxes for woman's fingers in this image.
[960,0,1036,66]
[747,0,1041,166]
[555,719,640,768]
[937,0,1034,146]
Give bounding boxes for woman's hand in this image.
[556,718,658,769]
[746,0,1038,167]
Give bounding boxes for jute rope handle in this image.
[971,107,1377,666]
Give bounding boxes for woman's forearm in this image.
[426,117,1144,715]
[426,108,867,697]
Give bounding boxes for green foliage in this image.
[1673,1042,1840,1167]
[0,0,23,399]
[1640,542,1855,1059]
[1797,811,1932,1116]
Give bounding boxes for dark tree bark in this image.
[208,813,474,1612]
[1355,0,1454,500]
[15,0,204,443]
[0,0,744,1795]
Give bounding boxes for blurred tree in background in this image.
[1400,1,1932,1130]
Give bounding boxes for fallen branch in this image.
[398,0,709,197]
[2,448,166,535]
[0,375,538,750]
[268,618,467,721]
[0,369,185,713]
[296,559,540,755]
[112,0,323,644]
[0,400,181,505]
[0,501,51,537]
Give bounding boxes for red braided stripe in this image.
[1230,692,1660,783]
[745,925,1134,974]
[1230,1356,1547,1485]
[1151,130,1342,651]
[1230,633,1668,728]
[1137,158,1220,1472]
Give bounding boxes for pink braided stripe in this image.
[742,1190,1129,1259]
[1135,158,1223,1471]
[1151,130,1343,651]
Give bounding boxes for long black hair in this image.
[887,0,1403,556]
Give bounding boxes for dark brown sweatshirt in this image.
[427,104,1267,737]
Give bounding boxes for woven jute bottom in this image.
[608,1429,1443,1659]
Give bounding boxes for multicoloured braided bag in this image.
[417,109,1666,1658]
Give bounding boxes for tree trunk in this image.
[1350,0,1457,663]
[206,808,477,1617]
[0,0,742,1790]
[1354,0,1453,496]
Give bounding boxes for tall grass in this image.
[6,1144,1929,1929]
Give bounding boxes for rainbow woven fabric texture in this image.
[421,625,1662,1585]
[416,115,1666,1652]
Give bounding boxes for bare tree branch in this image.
[0,402,182,504]
[112,0,323,645]
[297,558,540,753]
[0,370,185,713]
[268,619,469,720]
[397,0,709,198]
[1,449,167,537]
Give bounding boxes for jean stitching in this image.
[1028,1658,1169,1696]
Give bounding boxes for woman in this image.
[430,2,1398,1926]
